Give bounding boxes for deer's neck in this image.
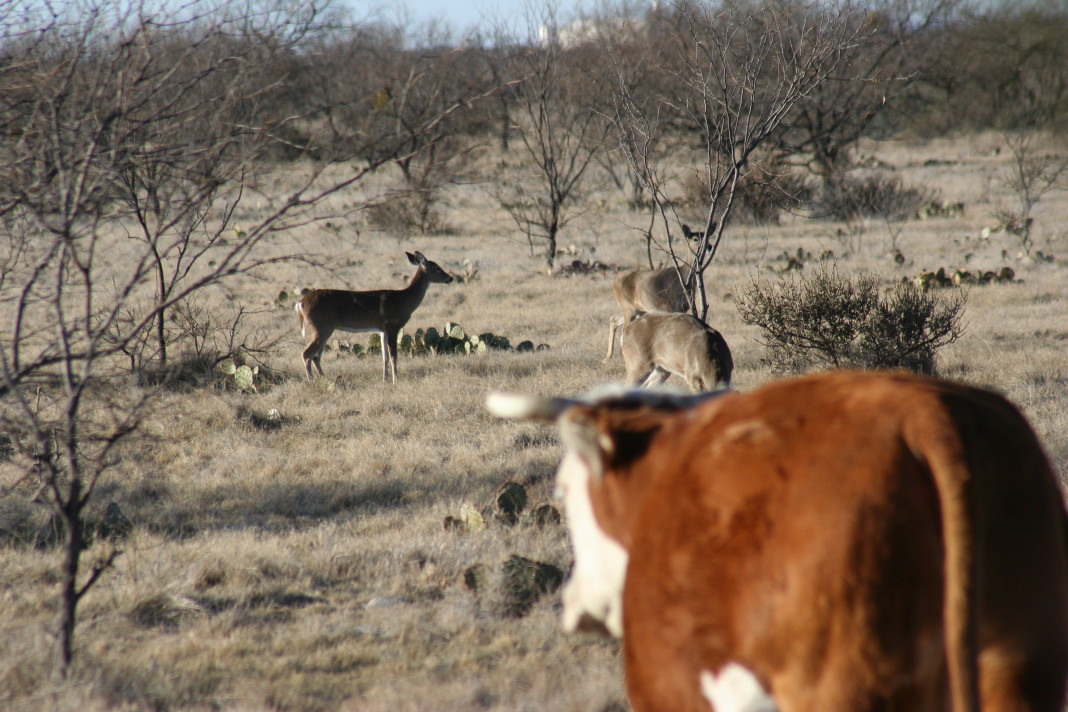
[389,267,430,318]
[404,267,430,297]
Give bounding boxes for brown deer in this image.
[295,251,453,381]
[605,265,690,360]
[622,312,732,391]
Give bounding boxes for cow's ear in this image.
[561,404,669,483]
[488,393,670,483]
[559,408,614,482]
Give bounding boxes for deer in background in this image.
[295,251,453,381]
[605,265,690,360]
[622,312,732,392]
[681,223,705,241]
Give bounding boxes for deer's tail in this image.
[295,300,306,338]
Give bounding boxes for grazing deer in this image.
[295,251,453,381]
[605,265,690,360]
[681,223,705,241]
[622,312,732,392]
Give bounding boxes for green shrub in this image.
[738,261,966,374]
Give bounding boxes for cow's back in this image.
[619,371,1068,712]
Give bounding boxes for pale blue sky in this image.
[348,0,599,35]
[402,0,511,29]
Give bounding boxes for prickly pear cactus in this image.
[479,333,511,351]
[215,359,258,392]
[524,502,562,527]
[459,502,485,533]
[493,555,565,618]
[494,481,528,526]
[233,365,258,392]
[345,322,545,359]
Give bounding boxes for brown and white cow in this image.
[487,371,1068,712]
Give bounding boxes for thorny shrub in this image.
[738,261,966,374]
[820,173,938,221]
[365,189,448,236]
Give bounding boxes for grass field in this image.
[2,132,1067,711]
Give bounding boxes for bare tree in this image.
[995,129,1068,257]
[972,4,1068,259]
[0,0,477,677]
[922,2,1068,135]
[296,22,500,234]
[491,1,613,268]
[611,0,861,319]
[107,12,329,371]
[480,42,522,152]
[781,0,961,203]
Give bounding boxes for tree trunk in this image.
[55,479,83,678]
[154,249,168,369]
[814,143,848,205]
[545,231,557,269]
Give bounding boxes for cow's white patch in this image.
[700,663,777,712]
[557,450,628,637]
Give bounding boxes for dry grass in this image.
[2,133,1068,711]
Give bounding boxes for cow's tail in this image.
[912,407,981,712]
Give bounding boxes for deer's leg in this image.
[624,354,654,387]
[302,330,330,379]
[640,366,671,389]
[381,329,398,383]
[605,315,624,361]
[628,370,653,387]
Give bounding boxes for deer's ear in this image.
[406,251,418,265]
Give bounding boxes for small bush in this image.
[731,156,813,225]
[738,261,966,374]
[821,173,938,221]
[680,154,812,225]
[860,283,967,373]
[364,189,447,236]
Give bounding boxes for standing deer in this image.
[295,251,453,381]
[605,265,690,360]
[622,312,732,391]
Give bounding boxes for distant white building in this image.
[536,2,648,48]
